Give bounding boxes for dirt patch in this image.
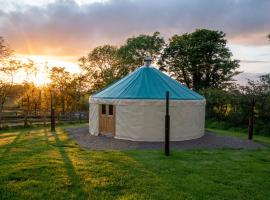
[65,126,264,150]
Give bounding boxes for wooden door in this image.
[99,104,115,136]
[99,104,107,133]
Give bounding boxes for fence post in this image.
[50,90,55,132]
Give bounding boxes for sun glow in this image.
[14,54,81,85]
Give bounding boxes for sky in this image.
[0,0,270,84]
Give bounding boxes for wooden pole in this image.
[165,91,170,156]
[51,90,55,132]
[248,97,255,140]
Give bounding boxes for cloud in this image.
[0,0,269,56]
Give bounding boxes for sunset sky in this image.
[1,0,270,84]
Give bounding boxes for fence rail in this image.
[0,109,89,128]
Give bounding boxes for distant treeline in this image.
[0,30,269,135]
[203,75,270,135]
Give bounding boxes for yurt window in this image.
[108,105,114,115]
[101,104,106,114]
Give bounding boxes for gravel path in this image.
[65,127,264,150]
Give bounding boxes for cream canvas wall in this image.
[89,99,205,141]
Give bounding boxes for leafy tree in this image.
[18,83,42,127]
[0,81,12,128]
[49,67,72,116]
[160,29,240,91]
[202,89,231,120]
[49,67,89,120]
[260,74,270,93]
[40,86,52,126]
[22,59,38,80]
[244,74,270,132]
[118,32,165,72]
[204,74,270,135]
[0,37,21,128]
[15,59,39,127]
[68,74,89,121]
[79,33,164,93]
[79,45,121,92]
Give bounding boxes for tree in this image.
[22,59,38,80]
[18,83,42,127]
[40,86,52,126]
[203,74,270,136]
[0,37,21,128]
[79,45,121,93]
[0,37,12,60]
[160,29,240,91]
[118,32,165,72]
[16,59,39,127]
[68,74,89,122]
[49,67,72,116]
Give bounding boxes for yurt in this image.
[89,57,205,141]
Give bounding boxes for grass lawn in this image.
[1,125,270,200]
[207,127,270,147]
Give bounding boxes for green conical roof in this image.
[92,66,204,100]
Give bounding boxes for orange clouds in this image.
[0,0,269,58]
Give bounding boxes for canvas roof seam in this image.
[153,67,204,99]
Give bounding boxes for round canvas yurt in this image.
[89,59,205,141]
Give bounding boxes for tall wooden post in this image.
[50,90,55,132]
[165,91,170,156]
[248,97,255,140]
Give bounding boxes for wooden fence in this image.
[0,107,88,128]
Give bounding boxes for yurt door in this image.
[99,104,115,136]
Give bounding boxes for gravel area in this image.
[65,126,264,150]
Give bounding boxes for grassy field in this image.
[206,120,270,146]
[1,125,270,200]
[207,127,270,147]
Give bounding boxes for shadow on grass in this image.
[0,131,23,158]
[1,130,54,166]
[51,129,88,199]
[0,133,18,139]
[44,129,49,146]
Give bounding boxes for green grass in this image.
[1,126,270,200]
[0,121,88,131]
[207,128,270,147]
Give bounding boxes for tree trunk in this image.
[24,95,30,128]
[43,111,47,127]
[34,103,37,116]
[248,97,255,140]
[180,66,191,89]
[24,110,28,128]
[79,111,82,123]
[61,97,65,117]
[0,96,7,130]
[0,104,3,129]
[51,108,55,131]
